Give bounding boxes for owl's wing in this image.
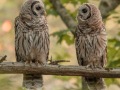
[75,27,85,66]
[96,29,107,67]
[14,16,26,62]
[74,26,79,38]
[15,16,20,34]
[15,16,21,62]
[101,47,107,67]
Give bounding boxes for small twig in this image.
[49,60,70,65]
[0,55,7,63]
[48,57,70,65]
[105,67,113,72]
[48,56,70,65]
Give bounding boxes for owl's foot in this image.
[25,61,33,66]
[85,64,103,70]
[85,64,94,70]
[35,60,47,66]
[34,61,39,66]
[94,66,104,70]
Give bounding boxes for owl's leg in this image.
[94,64,103,69]
[85,63,94,70]
[37,59,47,65]
[34,60,44,66]
[93,59,104,69]
[85,57,103,69]
[34,61,39,66]
[35,52,47,66]
[25,60,32,66]
[24,56,33,66]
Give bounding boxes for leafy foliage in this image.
[51,30,74,45]
[45,0,120,88]
[108,36,120,67]
[0,0,120,90]
[45,0,120,68]
[0,75,12,90]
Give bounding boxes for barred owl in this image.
[15,0,49,89]
[75,3,107,90]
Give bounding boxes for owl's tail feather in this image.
[82,77,106,90]
[23,74,43,90]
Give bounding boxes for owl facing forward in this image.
[15,0,49,89]
[75,3,107,90]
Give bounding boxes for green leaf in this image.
[117,19,120,23]
[51,30,74,45]
[112,16,120,19]
[47,9,58,16]
[108,59,120,67]
[118,32,120,36]
[107,47,117,61]
[115,41,120,47]
[50,30,69,36]
[80,0,88,4]
[62,34,74,45]
[54,76,72,81]
[61,0,79,5]
[105,78,119,86]
[54,50,70,59]
[108,38,120,47]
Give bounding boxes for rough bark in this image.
[49,0,120,34]
[48,1,120,90]
[0,62,119,78]
[99,0,120,19]
[49,0,76,35]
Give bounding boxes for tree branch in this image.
[49,0,120,35]
[49,0,76,35]
[99,0,120,19]
[0,62,120,78]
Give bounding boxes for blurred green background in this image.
[0,0,120,90]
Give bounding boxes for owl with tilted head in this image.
[75,3,107,90]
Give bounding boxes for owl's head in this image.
[77,3,102,24]
[19,0,46,26]
[21,0,45,16]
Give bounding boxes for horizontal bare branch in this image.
[0,62,120,78]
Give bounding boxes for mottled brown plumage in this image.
[15,0,49,89]
[75,3,107,90]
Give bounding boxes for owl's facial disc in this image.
[31,1,45,17]
[78,4,91,21]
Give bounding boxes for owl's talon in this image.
[24,61,33,67]
[85,65,90,69]
[24,62,28,66]
[29,61,32,66]
[85,64,94,70]
[96,66,103,69]
[35,62,40,66]
[24,63,26,67]
[40,63,45,66]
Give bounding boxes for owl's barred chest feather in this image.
[24,30,48,47]
[75,29,107,66]
[24,30,49,60]
[15,17,49,62]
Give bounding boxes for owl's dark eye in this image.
[82,8,87,13]
[36,6,41,10]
